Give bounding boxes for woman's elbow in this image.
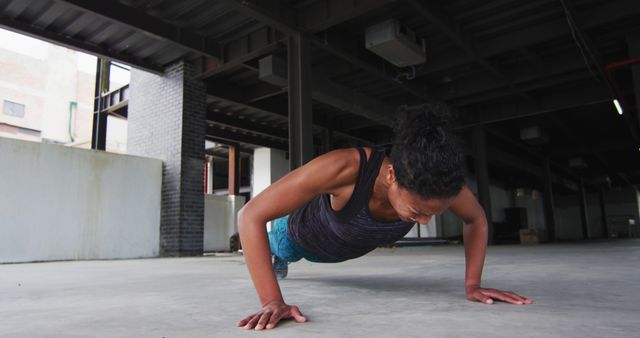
[237,206,262,235]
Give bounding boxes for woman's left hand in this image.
[465,286,532,305]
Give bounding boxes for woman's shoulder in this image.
[321,147,373,167]
[308,147,371,190]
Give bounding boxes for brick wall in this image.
[128,61,205,256]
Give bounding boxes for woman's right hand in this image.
[236,300,307,330]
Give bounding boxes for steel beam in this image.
[321,127,333,154]
[456,82,611,127]
[91,58,108,150]
[628,33,640,130]
[298,0,394,33]
[472,126,494,244]
[56,0,220,57]
[452,70,591,107]
[313,34,438,103]
[194,26,284,79]
[407,0,532,103]
[221,0,438,103]
[288,32,314,170]
[485,127,580,190]
[415,0,640,78]
[599,189,609,237]
[438,50,588,103]
[206,92,374,145]
[0,15,164,73]
[578,178,590,239]
[206,110,288,140]
[542,158,557,242]
[220,0,298,36]
[206,126,287,150]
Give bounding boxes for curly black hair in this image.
[390,103,466,199]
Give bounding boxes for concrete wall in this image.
[0,137,162,263]
[251,148,289,198]
[251,148,289,231]
[438,178,514,238]
[204,195,246,252]
[514,191,546,230]
[554,187,639,240]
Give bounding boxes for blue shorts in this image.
[268,215,339,263]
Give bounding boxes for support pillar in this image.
[287,32,314,170]
[627,34,640,130]
[228,143,240,196]
[542,158,557,241]
[252,147,289,231]
[578,178,590,240]
[91,58,109,150]
[127,61,206,256]
[205,155,214,194]
[599,189,609,237]
[472,125,493,244]
[322,127,333,154]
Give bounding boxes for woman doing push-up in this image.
[236,104,532,331]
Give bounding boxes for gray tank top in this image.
[287,148,415,261]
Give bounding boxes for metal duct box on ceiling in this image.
[520,126,548,145]
[259,55,288,88]
[365,19,426,68]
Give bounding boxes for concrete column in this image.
[128,61,206,256]
[252,147,289,230]
[472,125,493,244]
[542,158,557,241]
[322,127,333,154]
[627,34,640,129]
[599,189,609,237]
[205,155,214,194]
[228,143,240,195]
[287,32,314,170]
[578,178,590,239]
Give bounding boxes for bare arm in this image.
[449,186,532,305]
[237,148,360,329]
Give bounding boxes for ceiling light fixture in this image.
[613,99,624,115]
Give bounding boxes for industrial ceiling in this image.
[1,0,639,192]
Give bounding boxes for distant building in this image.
[0,28,128,153]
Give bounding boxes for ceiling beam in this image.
[546,114,634,187]
[437,48,587,103]
[206,92,375,146]
[206,125,288,150]
[415,0,640,78]
[219,0,298,35]
[452,70,592,107]
[484,127,580,191]
[313,33,438,103]
[194,26,284,79]
[55,0,220,57]
[206,110,289,139]
[0,15,163,73]
[455,82,611,127]
[222,59,396,124]
[209,81,284,103]
[407,0,533,103]
[220,0,439,104]
[298,0,394,33]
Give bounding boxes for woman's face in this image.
[384,164,454,223]
[387,183,453,223]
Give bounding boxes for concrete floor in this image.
[1,240,639,338]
